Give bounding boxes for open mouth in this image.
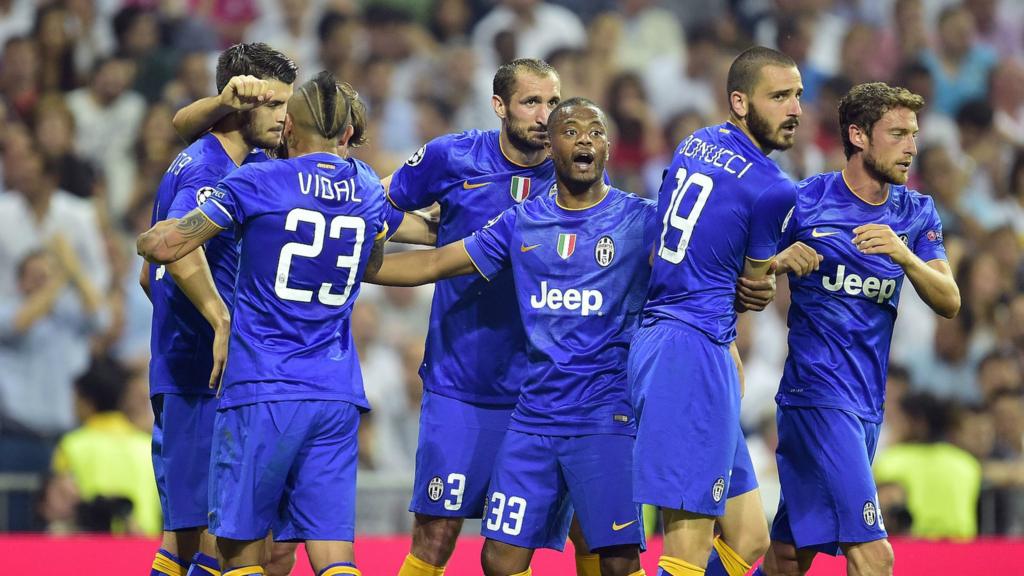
[572,151,595,170]
[896,160,912,170]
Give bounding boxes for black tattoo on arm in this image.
[165,210,222,260]
[367,236,385,277]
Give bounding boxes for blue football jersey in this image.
[463,188,658,436]
[199,152,387,410]
[148,134,263,396]
[643,122,796,343]
[388,129,557,405]
[777,171,947,422]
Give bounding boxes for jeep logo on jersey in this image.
[510,176,531,202]
[712,477,725,503]
[863,500,877,526]
[427,476,444,502]
[406,144,426,167]
[196,186,216,205]
[822,265,897,304]
[557,233,576,259]
[595,236,615,267]
[530,281,603,316]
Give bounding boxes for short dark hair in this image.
[838,82,925,159]
[293,70,353,140]
[954,99,993,130]
[317,11,349,44]
[492,58,557,104]
[725,46,797,98]
[215,42,298,93]
[75,356,130,413]
[547,97,604,134]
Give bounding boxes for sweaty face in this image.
[241,79,294,150]
[547,105,609,188]
[742,65,803,152]
[861,107,919,186]
[502,72,561,153]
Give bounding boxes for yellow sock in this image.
[398,554,445,576]
[658,555,705,575]
[628,570,647,576]
[222,568,264,576]
[575,553,601,576]
[151,551,186,576]
[319,564,361,576]
[712,537,752,576]
[510,569,532,576]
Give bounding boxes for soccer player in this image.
[138,70,386,576]
[143,43,297,576]
[366,97,648,576]
[629,46,803,576]
[381,58,612,576]
[757,83,959,576]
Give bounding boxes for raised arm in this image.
[137,209,225,265]
[172,75,275,142]
[364,239,479,287]
[166,248,231,388]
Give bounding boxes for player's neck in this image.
[555,180,609,210]
[210,130,255,166]
[729,115,771,155]
[842,162,888,205]
[498,129,547,167]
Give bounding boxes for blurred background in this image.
[0,0,1022,546]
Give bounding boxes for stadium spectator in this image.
[471,0,586,71]
[33,3,77,93]
[920,4,999,116]
[49,356,159,535]
[31,94,97,199]
[112,6,178,103]
[0,36,41,122]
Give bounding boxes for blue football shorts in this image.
[151,393,218,531]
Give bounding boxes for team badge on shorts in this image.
[196,186,216,205]
[595,236,615,267]
[428,476,444,502]
[863,500,877,526]
[406,145,426,167]
[712,477,726,503]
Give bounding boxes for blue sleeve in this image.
[462,207,516,281]
[642,200,659,254]
[913,198,947,263]
[382,201,405,241]
[168,163,225,219]
[387,139,451,211]
[199,167,258,229]
[747,180,797,261]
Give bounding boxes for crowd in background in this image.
[0,0,1022,541]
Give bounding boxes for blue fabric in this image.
[209,400,360,542]
[198,153,386,409]
[771,406,886,554]
[463,188,656,436]
[408,391,513,518]
[630,321,740,516]
[643,122,796,344]
[185,552,220,576]
[481,430,643,551]
[151,393,218,530]
[778,171,947,422]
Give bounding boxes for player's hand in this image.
[775,241,822,277]
[218,75,274,111]
[209,320,230,391]
[852,224,912,267]
[735,261,777,312]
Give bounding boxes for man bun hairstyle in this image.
[295,70,353,141]
[838,82,925,159]
[215,42,298,93]
[726,46,797,98]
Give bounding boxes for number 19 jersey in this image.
[643,122,796,343]
[198,152,387,409]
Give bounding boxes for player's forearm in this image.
[139,260,152,302]
[167,249,231,331]
[903,257,960,318]
[172,96,234,143]
[365,249,443,286]
[138,211,221,265]
[389,211,438,246]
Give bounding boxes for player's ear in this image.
[336,124,354,149]
[729,91,748,118]
[492,94,507,120]
[849,124,867,153]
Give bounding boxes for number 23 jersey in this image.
[643,122,796,344]
[199,153,388,409]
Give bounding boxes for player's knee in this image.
[762,542,805,576]
[265,542,298,576]
[480,540,525,576]
[847,539,893,576]
[728,528,770,563]
[411,515,462,566]
[597,545,642,576]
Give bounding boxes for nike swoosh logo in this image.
[463,180,490,190]
[811,228,839,238]
[612,520,637,531]
[520,243,541,252]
